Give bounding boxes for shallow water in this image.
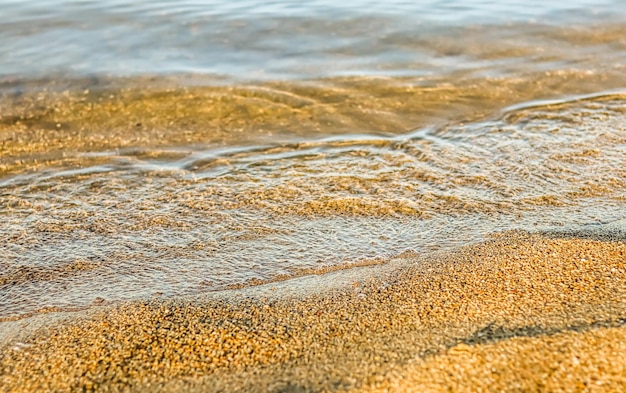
[1,0,626,320]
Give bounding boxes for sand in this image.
[1,230,625,392]
[4,73,626,177]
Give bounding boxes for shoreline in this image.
[1,228,625,392]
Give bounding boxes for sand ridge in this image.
[0,231,625,392]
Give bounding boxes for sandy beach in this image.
[1,229,624,392]
[2,2,626,392]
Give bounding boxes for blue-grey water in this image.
[1,0,625,320]
[1,0,624,80]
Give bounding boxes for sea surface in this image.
[1,0,625,321]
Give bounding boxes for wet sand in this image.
[4,74,626,177]
[1,230,625,392]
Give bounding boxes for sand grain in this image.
[1,231,624,392]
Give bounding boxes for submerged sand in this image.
[1,230,625,392]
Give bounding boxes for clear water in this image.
[1,0,626,320]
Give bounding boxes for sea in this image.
[1,0,625,321]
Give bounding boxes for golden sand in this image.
[1,231,625,392]
[3,70,626,177]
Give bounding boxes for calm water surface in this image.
[1,0,626,320]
